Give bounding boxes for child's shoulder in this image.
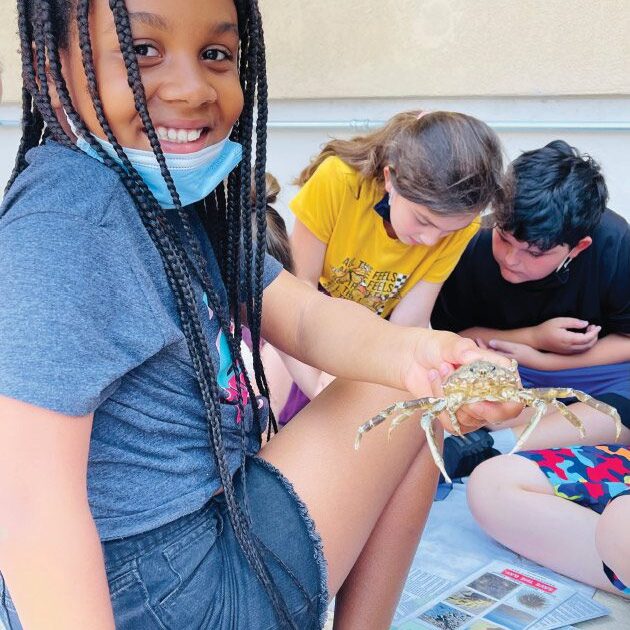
[314,155,362,183]
[588,209,630,264]
[319,154,355,173]
[441,220,486,259]
[1,141,126,229]
[598,208,630,238]
[313,155,377,200]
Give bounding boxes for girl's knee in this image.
[468,454,524,493]
[467,454,546,523]
[468,455,512,520]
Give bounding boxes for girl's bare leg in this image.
[488,402,630,450]
[260,378,440,607]
[596,494,630,588]
[332,439,439,629]
[260,344,293,416]
[468,454,625,593]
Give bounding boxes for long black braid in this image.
[106,0,271,452]
[103,5,296,622]
[5,0,57,192]
[103,0,253,414]
[250,9,275,435]
[6,1,299,627]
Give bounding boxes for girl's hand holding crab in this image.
[353,328,524,482]
[401,329,524,435]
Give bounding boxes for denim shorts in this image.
[0,457,329,630]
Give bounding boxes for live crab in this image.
[355,360,622,483]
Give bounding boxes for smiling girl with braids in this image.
[0,2,519,629]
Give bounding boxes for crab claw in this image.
[354,432,364,451]
[421,412,451,483]
[355,406,402,450]
[387,410,416,441]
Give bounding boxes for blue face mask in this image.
[75,131,242,209]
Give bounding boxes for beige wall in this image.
[262,0,630,98]
[0,3,19,102]
[1,1,629,103]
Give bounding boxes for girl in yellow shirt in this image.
[281,111,508,418]
[292,111,507,324]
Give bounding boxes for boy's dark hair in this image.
[8,1,300,626]
[495,140,608,250]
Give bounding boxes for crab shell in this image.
[442,359,520,398]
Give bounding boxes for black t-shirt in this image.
[431,209,630,338]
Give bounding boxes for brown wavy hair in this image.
[296,110,507,216]
[251,173,294,273]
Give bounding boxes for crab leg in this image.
[354,398,436,449]
[529,388,621,440]
[388,397,445,440]
[420,411,450,483]
[547,398,586,438]
[447,407,467,439]
[511,398,548,453]
[387,408,419,440]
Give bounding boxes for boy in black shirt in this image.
[432,140,630,448]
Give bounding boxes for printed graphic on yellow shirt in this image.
[323,257,408,316]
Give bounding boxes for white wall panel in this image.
[2,97,629,225]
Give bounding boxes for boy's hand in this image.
[534,317,600,354]
[402,330,523,433]
[488,338,547,369]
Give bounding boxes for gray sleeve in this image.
[262,252,283,288]
[239,250,283,301]
[0,212,167,416]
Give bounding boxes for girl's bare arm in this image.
[261,270,510,396]
[284,217,331,393]
[262,270,410,390]
[0,395,116,630]
[289,218,327,289]
[389,280,443,328]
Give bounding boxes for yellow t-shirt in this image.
[290,156,480,319]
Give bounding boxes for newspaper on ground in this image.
[528,592,610,629]
[391,480,610,629]
[391,561,609,630]
[411,483,596,600]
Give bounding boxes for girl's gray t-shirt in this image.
[0,142,282,540]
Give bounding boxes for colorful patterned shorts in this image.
[518,444,630,594]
